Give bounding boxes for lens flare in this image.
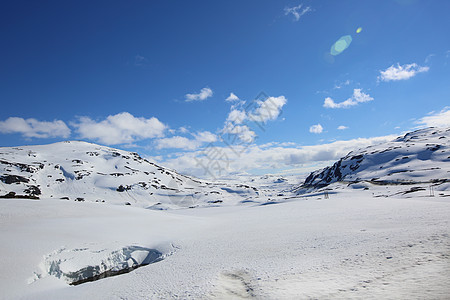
[356,27,362,34]
[330,35,352,56]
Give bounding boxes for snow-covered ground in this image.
[1,187,449,299]
[1,127,449,299]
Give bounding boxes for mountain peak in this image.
[294,127,450,193]
[0,141,259,208]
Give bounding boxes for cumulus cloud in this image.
[222,123,256,144]
[156,130,217,151]
[378,63,429,82]
[221,95,287,144]
[323,89,373,109]
[185,87,213,102]
[226,93,240,102]
[178,127,189,134]
[155,136,199,150]
[226,109,247,125]
[415,107,450,128]
[248,96,287,123]
[0,117,71,139]
[284,4,312,21]
[160,135,397,179]
[309,124,323,134]
[194,131,217,143]
[73,112,166,145]
[337,125,349,130]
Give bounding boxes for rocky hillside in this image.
[293,127,450,193]
[0,141,259,209]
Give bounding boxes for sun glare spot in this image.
[330,35,352,56]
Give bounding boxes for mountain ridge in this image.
[293,127,450,194]
[0,140,260,208]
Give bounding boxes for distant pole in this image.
[429,184,434,197]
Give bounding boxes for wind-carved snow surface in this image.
[30,243,176,285]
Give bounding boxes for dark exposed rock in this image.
[110,173,124,177]
[0,175,29,184]
[208,200,223,203]
[116,185,131,192]
[24,185,41,196]
[427,144,441,151]
[86,151,100,156]
[0,160,38,173]
[351,155,364,160]
[0,191,39,199]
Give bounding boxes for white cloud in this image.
[156,130,217,151]
[353,89,373,103]
[226,109,247,125]
[185,87,213,102]
[378,63,429,82]
[415,107,450,128]
[248,96,287,123]
[284,4,312,21]
[337,125,348,130]
[73,112,166,145]
[156,136,199,150]
[160,135,396,179]
[333,80,351,89]
[323,89,373,109]
[0,117,71,139]
[221,95,287,144]
[222,123,256,143]
[309,124,323,134]
[194,131,217,143]
[226,93,240,102]
[178,126,189,134]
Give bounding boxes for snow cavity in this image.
[30,244,176,285]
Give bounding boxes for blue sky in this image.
[1,0,450,178]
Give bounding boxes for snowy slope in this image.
[0,141,259,208]
[294,127,450,193]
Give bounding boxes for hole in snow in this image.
[32,244,175,285]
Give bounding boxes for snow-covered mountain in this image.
[293,127,450,193]
[0,141,259,208]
